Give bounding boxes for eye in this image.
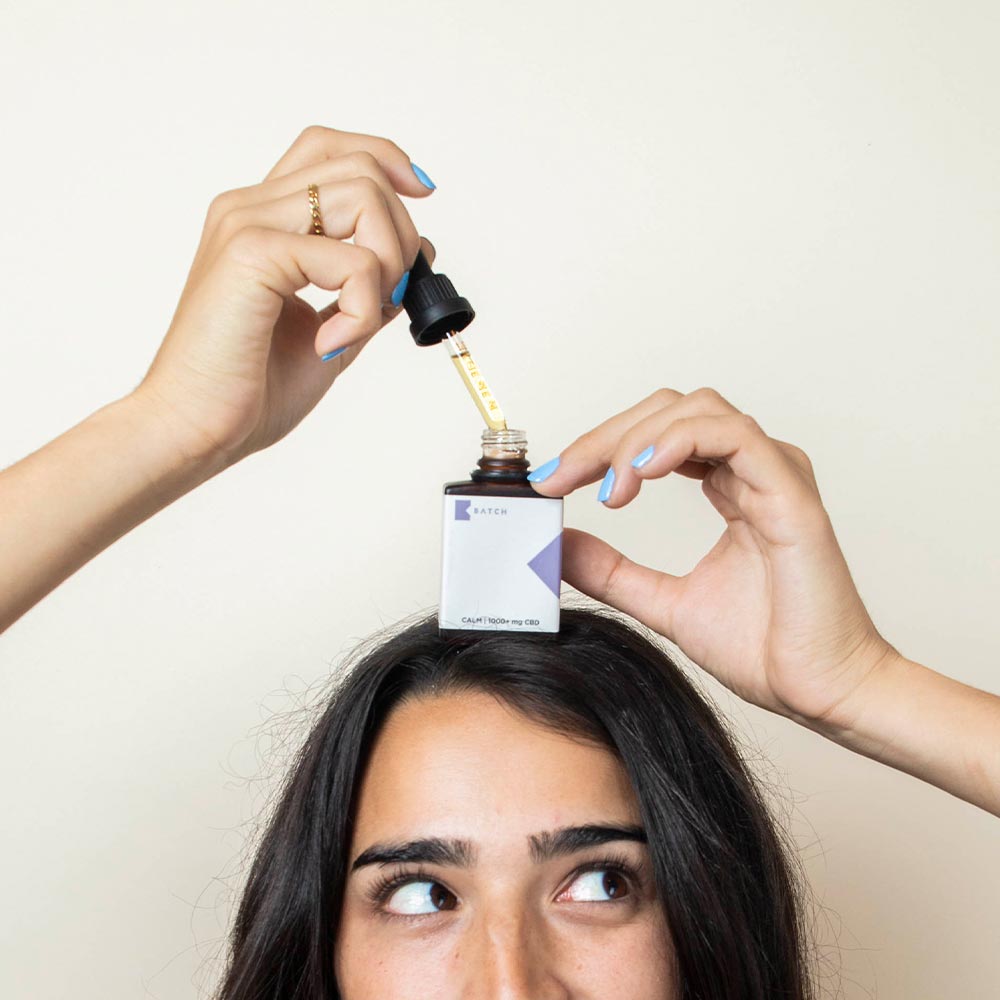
[383,878,457,916]
[560,862,635,903]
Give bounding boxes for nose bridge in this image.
[465,900,567,1000]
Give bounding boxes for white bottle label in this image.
[439,493,564,632]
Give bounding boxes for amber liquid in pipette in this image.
[445,331,508,431]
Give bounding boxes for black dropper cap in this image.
[401,249,475,346]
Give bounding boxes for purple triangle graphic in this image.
[527,533,562,597]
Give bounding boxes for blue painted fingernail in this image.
[631,445,655,469]
[597,466,616,503]
[321,346,348,362]
[411,163,436,190]
[527,456,560,482]
[390,270,410,307]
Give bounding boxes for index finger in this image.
[528,386,800,506]
[527,387,691,495]
[264,125,436,199]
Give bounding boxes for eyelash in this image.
[365,851,644,922]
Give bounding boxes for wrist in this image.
[796,636,907,745]
[802,648,1000,815]
[119,388,235,486]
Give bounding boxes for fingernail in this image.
[597,466,616,503]
[391,270,410,307]
[411,163,436,190]
[631,445,655,469]
[321,346,348,362]
[527,456,560,482]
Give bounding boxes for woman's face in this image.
[335,689,675,998]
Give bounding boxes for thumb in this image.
[562,527,682,639]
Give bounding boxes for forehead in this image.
[350,690,640,847]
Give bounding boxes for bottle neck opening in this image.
[481,428,527,460]
[472,428,529,481]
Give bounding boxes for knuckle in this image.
[373,135,406,160]
[205,190,238,226]
[357,297,384,337]
[706,464,736,498]
[738,412,761,434]
[692,385,724,405]
[603,549,631,603]
[367,307,386,336]
[667,414,695,438]
[346,149,380,176]
[297,123,331,146]
[213,203,248,242]
[619,427,650,466]
[651,387,679,408]
[571,428,600,455]
[352,244,382,278]
[224,225,274,268]
[352,174,384,206]
[364,310,384,336]
[701,474,720,500]
[789,443,813,468]
[770,486,816,526]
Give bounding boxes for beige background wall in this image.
[1,1,997,997]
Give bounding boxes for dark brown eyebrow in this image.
[350,824,647,873]
[527,824,647,864]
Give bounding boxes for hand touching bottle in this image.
[527,386,1000,816]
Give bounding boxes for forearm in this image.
[809,652,1000,816]
[0,393,229,633]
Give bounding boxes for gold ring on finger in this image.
[307,183,326,236]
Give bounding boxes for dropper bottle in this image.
[402,251,562,634]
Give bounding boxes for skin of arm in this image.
[528,386,1000,818]
[804,650,1000,817]
[0,393,227,633]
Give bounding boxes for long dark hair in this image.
[216,605,816,999]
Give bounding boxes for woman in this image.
[218,606,815,999]
[1,125,997,996]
